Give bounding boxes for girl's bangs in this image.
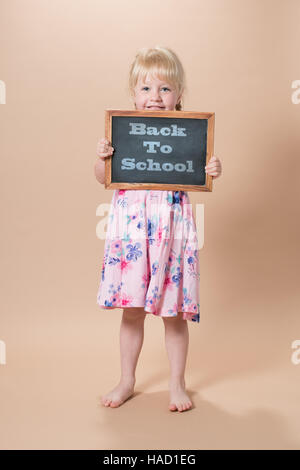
[136,62,178,90]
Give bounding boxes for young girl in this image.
[94,46,222,412]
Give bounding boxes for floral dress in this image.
[97,189,200,322]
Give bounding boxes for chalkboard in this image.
[104,109,215,191]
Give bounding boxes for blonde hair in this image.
[128,46,186,111]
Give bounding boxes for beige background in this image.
[1,0,300,450]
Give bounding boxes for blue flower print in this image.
[147,218,155,238]
[172,267,183,287]
[147,218,158,245]
[152,261,159,276]
[108,257,120,266]
[172,191,184,206]
[187,256,194,264]
[117,198,128,208]
[126,242,143,261]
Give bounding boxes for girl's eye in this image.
[142,86,170,91]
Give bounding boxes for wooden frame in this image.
[104,109,215,191]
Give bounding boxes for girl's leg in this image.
[163,313,193,412]
[101,307,146,408]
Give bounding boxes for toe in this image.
[110,401,121,407]
[169,403,177,411]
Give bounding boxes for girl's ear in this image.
[177,93,183,105]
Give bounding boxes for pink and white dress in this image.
[97,189,200,322]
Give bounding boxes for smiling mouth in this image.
[147,106,165,109]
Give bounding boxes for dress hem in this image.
[97,302,200,322]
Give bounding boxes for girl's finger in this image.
[206,162,221,169]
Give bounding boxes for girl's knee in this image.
[123,307,146,320]
[163,312,185,323]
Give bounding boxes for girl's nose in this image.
[150,90,162,101]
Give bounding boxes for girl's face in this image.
[133,73,182,111]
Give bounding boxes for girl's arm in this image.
[94,157,106,185]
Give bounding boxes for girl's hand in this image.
[205,155,222,179]
[96,138,114,161]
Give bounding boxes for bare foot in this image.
[169,381,193,412]
[101,380,135,408]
